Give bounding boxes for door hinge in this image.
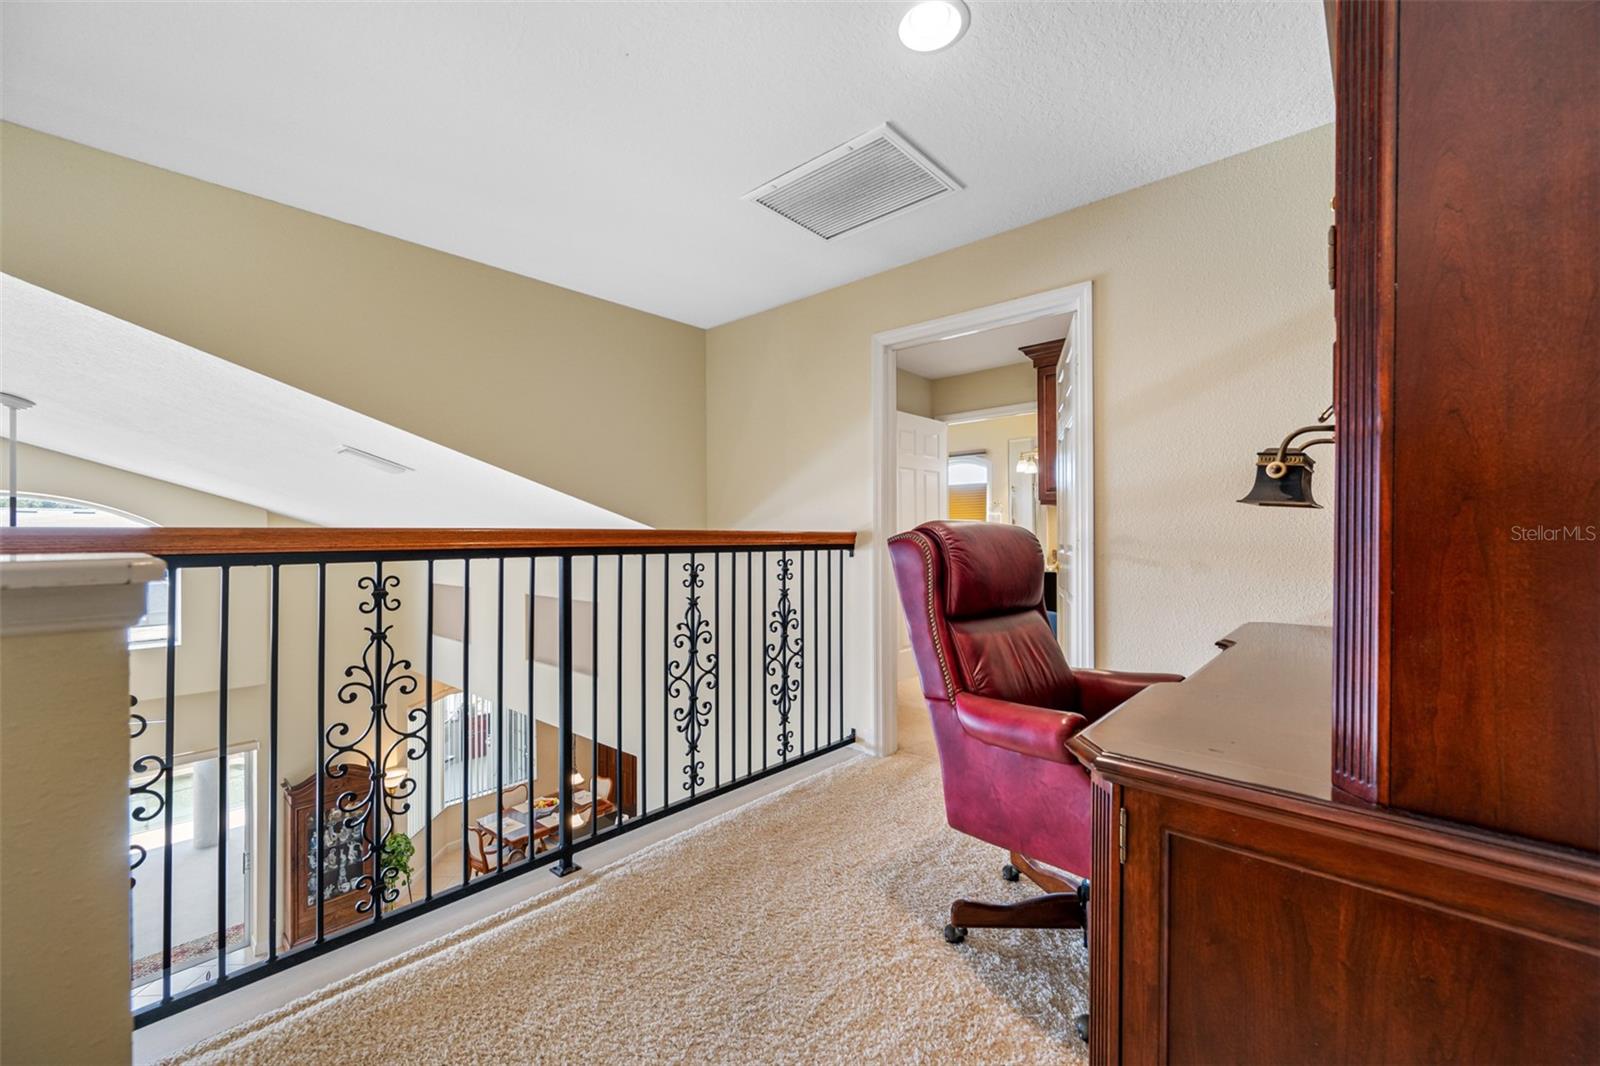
[1118,807,1127,864]
[1327,224,1338,290]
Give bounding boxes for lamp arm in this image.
[1273,424,1336,465]
[1264,424,1336,479]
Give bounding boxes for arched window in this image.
[9,494,175,647]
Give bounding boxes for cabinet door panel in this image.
[1116,788,1600,1064]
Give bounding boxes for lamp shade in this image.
[1239,449,1321,508]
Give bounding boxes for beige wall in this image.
[0,122,707,528]
[707,126,1337,744]
[1,625,136,1065]
[930,362,1036,418]
[895,369,933,417]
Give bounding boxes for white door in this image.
[1055,319,1088,665]
[895,411,947,677]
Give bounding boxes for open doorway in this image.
[872,284,1094,755]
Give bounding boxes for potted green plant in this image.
[380,831,416,902]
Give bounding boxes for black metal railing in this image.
[5,528,855,1026]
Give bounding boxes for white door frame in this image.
[869,282,1095,756]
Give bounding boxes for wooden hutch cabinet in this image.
[1071,2,1600,1061]
[1020,338,1064,506]
[283,762,376,948]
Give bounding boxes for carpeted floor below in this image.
[168,690,1088,1064]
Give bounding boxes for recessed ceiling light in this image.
[337,445,413,475]
[898,0,969,53]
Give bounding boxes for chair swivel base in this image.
[942,886,1087,944]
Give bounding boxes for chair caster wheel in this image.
[943,923,967,944]
[1001,863,1021,882]
[1074,1014,1090,1043]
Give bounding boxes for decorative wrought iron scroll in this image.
[128,695,168,887]
[669,557,718,791]
[765,554,803,760]
[326,570,418,910]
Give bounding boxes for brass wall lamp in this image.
[1239,405,1335,508]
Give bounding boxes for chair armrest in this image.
[1071,668,1185,720]
[953,692,1087,765]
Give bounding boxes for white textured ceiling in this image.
[0,276,640,529]
[897,313,1071,379]
[0,2,1331,328]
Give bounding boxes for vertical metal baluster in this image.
[799,551,806,758]
[425,560,434,901]
[826,551,833,746]
[840,554,847,737]
[590,555,599,840]
[687,550,696,803]
[216,566,230,982]
[267,563,280,962]
[372,561,385,921]
[315,563,326,944]
[161,565,177,1002]
[714,552,721,791]
[661,552,669,811]
[495,558,505,875]
[729,553,736,783]
[633,550,640,816]
[812,550,820,753]
[746,552,752,778]
[537,557,544,857]
[762,550,768,771]
[460,562,470,888]
[553,556,578,876]
[614,554,622,831]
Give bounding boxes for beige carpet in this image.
[168,695,1088,1064]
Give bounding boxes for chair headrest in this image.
[917,521,1045,619]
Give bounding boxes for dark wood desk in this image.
[1070,624,1600,1065]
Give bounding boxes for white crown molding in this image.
[0,553,165,636]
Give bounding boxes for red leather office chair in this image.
[889,520,1181,943]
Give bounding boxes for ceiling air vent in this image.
[744,124,961,240]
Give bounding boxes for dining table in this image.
[476,788,617,853]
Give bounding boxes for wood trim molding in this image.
[1019,338,1065,369]
[0,527,858,558]
[1331,0,1396,805]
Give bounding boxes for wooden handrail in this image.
[0,527,858,557]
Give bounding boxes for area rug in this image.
[166,739,1089,1064]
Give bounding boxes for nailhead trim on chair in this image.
[889,531,957,700]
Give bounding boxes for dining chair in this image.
[465,824,525,878]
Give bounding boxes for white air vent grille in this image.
[745,124,961,240]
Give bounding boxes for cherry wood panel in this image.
[1112,781,1600,1065]
[1386,0,1600,850]
[0,526,857,557]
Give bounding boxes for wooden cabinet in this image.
[1331,0,1600,848]
[1076,626,1600,1065]
[283,762,376,948]
[1099,774,1599,1065]
[1020,339,1064,506]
